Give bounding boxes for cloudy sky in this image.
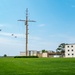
[0,0,75,56]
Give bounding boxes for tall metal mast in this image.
[18,8,36,56]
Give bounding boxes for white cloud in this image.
[50,34,69,38]
[39,24,46,27]
[0,32,25,38]
[0,37,24,45]
[0,37,25,56]
[1,32,75,55]
[0,32,12,36]
[49,34,75,44]
[29,36,41,40]
[14,33,25,38]
[0,24,5,27]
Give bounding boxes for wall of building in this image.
[20,50,37,56]
[20,52,26,56]
[65,44,75,57]
[29,50,37,56]
[42,53,48,57]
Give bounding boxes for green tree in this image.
[42,49,47,53]
[4,54,7,57]
[56,43,68,57]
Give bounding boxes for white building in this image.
[65,44,75,57]
[20,52,26,56]
[20,50,38,56]
[29,50,37,56]
[42,53,48,57]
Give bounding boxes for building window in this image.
[71,45,73,47]
[72,49,73,51]
[68,50,69,51]
[67,46,69,48]
[68,54,70,55]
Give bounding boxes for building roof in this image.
[48,53,63,55]
[65,43,75,45]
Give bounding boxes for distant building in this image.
[42,53,48,57]
[29,50,37,56]
[20,52,26,56]
[65,44,75,57]
[48,53,62,57]
[20,50,38,56]
[20,50,62,58]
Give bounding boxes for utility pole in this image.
[18,8,36,56]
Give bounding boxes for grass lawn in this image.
[0,58,75,75]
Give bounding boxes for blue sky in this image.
[0,0,75,56]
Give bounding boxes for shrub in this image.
[14,56,38,58]
[4,54,7,57]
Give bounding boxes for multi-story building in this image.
[65,44,75,57]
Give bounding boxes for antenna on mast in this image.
[18,8,36,56]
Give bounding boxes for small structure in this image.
[65,44,75,58]
[20,50,38,56]
[29,50,37,56]
[48,53,62,57]
[20,52,26,56]
[42,53,48,57]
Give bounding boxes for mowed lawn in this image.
[0,58,75,75]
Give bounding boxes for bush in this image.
[14,56,38,58]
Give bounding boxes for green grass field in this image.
[0,58,75,75]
